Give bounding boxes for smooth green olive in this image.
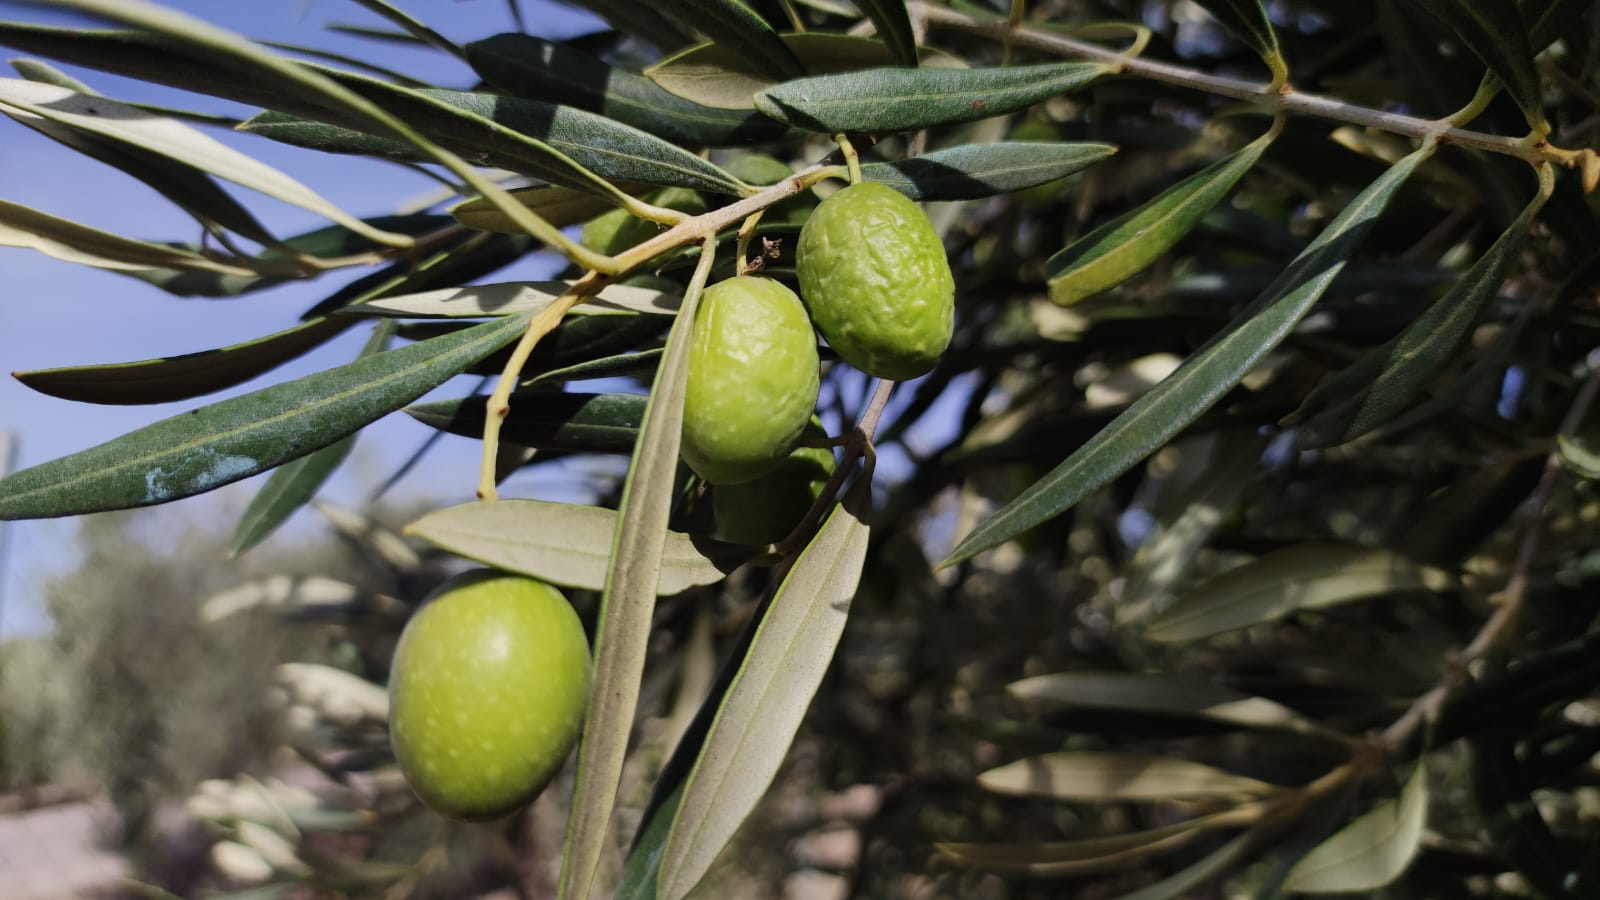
[796,182,955,380]
[388,570,591,821]
[714,424,834,544]
[579,187,706,256]
[681,276,821,485]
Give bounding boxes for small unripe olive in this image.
[579,187,706,255]
[796,182,955,380]
[681,276,821,485]
[388,570,591,821]
[724,154,818,226]
[714,425,834,544]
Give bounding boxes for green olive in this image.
[579,187,706,256]
[714,424,834,544]
[388,570,591,821]
[724,154,818,226]
[681,276,821,485]
[796,182,955,380]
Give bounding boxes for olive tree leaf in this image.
[1471,725,1596,898]
[977,752,1280,801]
[1556,433,1600,480]
[656,479,870,900]
[0,314,529,520]
[465,32,790,147]
[14,318,353,405]
[1292,164,1554,447]
[0,198,255,275]
[651,0,805,82]
[1403,0,1547,131]
[406,499,746,594]
[1007,672,1325,736]
[855,0,918,67]
[558,256,710,900]
[0,78,402,246]
[405,392,648,454]
[1283,764,1428,893]
[645,33,963,110]
[940,143,1434,568]
[615,784,684,900]
[862,141,1117,201]
[227,322,396,557]
[754,61,1114,133]
[1145,544,1455,643]
[936,811,1245,877]
[1190,0,1285,82]
[1115,830,1260,900]
[451,184,624,235]
[240,78,745,197]
[349,280,681,318]
[1047,127,1276,306]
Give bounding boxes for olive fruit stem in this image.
[834,132,863,185]
[735,210,765,274]
[776,378,895,556]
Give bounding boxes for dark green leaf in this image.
[451,184,623,235]
[856,0,918,67]
[240,76,745,197]
[550,0,694,53]
[1047,128,1274,306]
[1472,726,1594,897]
[861,141,1116,201]
[14,317,352,405]
[941,145,1433,568]
[615,784,682,900]
[1404,0,1547,130]
[1293,165,1553,447]
[465,32,791,146]
[652,0,804,82]
[228,322,395,557]
[754,61,1113,133]
[1191,0,1284,77]
[406,391,646,453]
[646,33,963,110]
[0,315,529,520]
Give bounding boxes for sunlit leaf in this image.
[228,323,395,557]
[1047,127,1274,306]
[940,144,1434,568]
[451,184,632,235]
[652,0,805,83]
[977,752,1280,801]
[1293,165,1553,447]
[1146,544,1455,643]
[645,33,961,110]
[1007,672,1323,735]
[1404,0,1547,130]
[754,61,1113,133]
[14,318,352,405]
[1556,432,1600,479]
[0,198,255,275]
[0,78,403,245]
[862,141,1116,201]
[407,499,746,594]
[1283,764,1428,893]
[0,315,529,520]
[405,392,648,453]
[658,478,871,900]
[350,280,681,319]
[200,575,369,623]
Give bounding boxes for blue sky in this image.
[0,0,604,635]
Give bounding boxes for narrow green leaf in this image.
[3,67,279,246]
[1472,726,1593,898]
[0,198,254,275]
[1146,544,1455,643]
[977,752,1280,801]
[658,478,871,900]
[856,0,918,67]
[1047,128,1274,306]
[937,811,1242,877]
[465,33,791,147]
[350,280,681,319]
[1283,764,1428,893]
[14,318,352,405]
[616,785,684,900]
[407,499,745,594]
[0,78,399,246]
[652,0,804,82]
[1405,0,1547,130]
[1293,165,1553,447]
[551,0,694,53]
[1557,432,1600,479]
[559,256,710,900]
[1007,672,1322,735]
[228,322,395,557]
[405,392,648,453]
[1191,0,1284,79]
[451,184,634,235]
[241,78,745,197]
[861,141,1116,201]
[0,315,529,520]
[645,33,962,110]
[1113,830,1258,900]
[940,144,1434,568]
[754,61,1114,133]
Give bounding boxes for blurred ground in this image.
[0,793,125,900]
